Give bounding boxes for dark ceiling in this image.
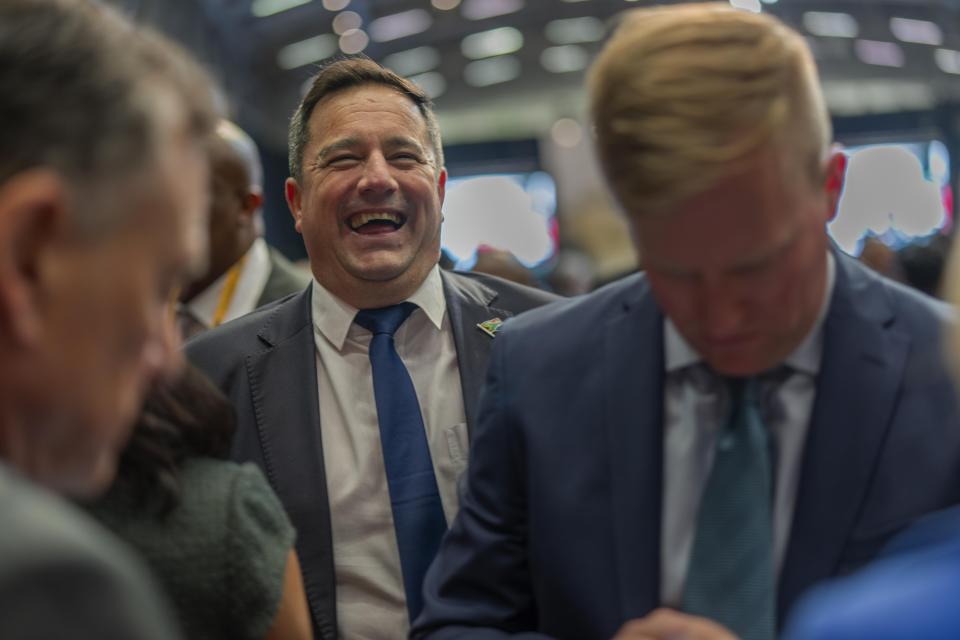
[113,0,960,152]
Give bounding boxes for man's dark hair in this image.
[0,0,218,235]
[288,55,444,182]
[104,365,236,517]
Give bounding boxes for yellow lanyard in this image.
[212,255,247,328]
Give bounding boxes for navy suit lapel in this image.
[778,255,908,621]
[604,276,665,620]
[245,288,339,640]
[442,271,513,433]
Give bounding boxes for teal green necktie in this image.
[681,377,776,640]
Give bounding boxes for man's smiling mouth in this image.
[348,211,406,234]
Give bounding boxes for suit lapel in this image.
[604,276,665,620]
[245,288,339,640]
[442,271,513,433]
[778,255,908,620]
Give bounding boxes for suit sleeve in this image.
[411,328,555,640]
[0,549,181,640]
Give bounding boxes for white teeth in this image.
[349,212,403,230]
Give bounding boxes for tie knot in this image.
[354,302,417,336]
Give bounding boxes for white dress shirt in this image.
[180,237,271,329]
[310,266,468,640]
[660,253,836,607]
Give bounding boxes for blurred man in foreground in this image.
[412,4,960,639]
[0,0,216,637]
[176,120,309,339]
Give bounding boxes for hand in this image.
[612,608,738,640]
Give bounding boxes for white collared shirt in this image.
[310,265,468,640]
[660,252,836,607]
[181,237,271,329]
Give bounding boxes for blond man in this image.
[412,4,960,640]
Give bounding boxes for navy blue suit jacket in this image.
[412,253,960,639]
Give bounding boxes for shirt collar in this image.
[311,264,446,351]
[181,237,269,327]
[665,251,836,377]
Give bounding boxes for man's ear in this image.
[240,188,265,225]
[284,177,303,233]
[437,168,447,208]
[0,170,67,348]
[823,148,847,223]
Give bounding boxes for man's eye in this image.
[328,155,359,166]
[732,261,771,277]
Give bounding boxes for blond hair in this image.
[589,3,831,215]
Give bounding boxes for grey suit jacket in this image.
[187,270,558,640]
[0,464,180,640]
[257,248,310,307]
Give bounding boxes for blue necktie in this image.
[682,377,776,640]
[354,302,447,622]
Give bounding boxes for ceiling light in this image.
[729,0,761,13]
[251,0,311,18]
[803,12,858,38]
[541,45,589,73]
[935,48,960,74]
[277,34,337,70]
[431,0,461,9]
[383,46,441,77]
[461,27,523,60]
[322,0,350,10]
[339,28,369,54]
[409,72,447,99]
[544,17,605,45]
[369,9,432,43]
[890,17,942,46]
[854,40,905,68]
[332,11,362,35]
[463,56,521,87]
[462,0,524,21]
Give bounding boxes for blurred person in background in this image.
[176,119,309,339]
[0,0,217,638]
[187,56,557,640]
[470,245,540,289]
[546,248,597,296]
[857,236,905,283]
[86,364,312,640]
[412,4,960,640]
[898,234,951,298]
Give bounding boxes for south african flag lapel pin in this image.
[476,317,504,338]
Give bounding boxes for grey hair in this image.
[288,55,444,183]
[0,0,218,235]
